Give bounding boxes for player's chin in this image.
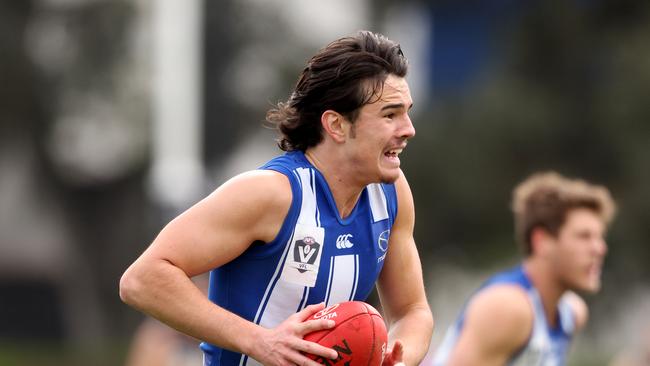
[378,168,401,184]
[590,279,603,292]
[582,285,602,294]
[380,174,399,184]
[577,279,602,293]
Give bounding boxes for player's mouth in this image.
[384,146,405,165]
[587,262,602,279]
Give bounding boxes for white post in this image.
[150,0,204,208]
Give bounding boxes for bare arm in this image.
[377,171,434,366]
[119,170,337,366]
[446,285,533,366]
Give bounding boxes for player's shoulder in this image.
[393,169,413,202]
[464,283,534,348]
[233,168,291,184]
[395,168,409,186]
[213,169,292,208]
[561,291,589,330]
[469,283,533,320]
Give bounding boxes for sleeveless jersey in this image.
[200,151,398,366]
[432,266,576,366]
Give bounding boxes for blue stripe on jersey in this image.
[253,236,291,323]
[324,256,335,306]
[349,255,359,301]
[200,151,398,366]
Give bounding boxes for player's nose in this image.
[400,114,416,139]
[594,237,608,257]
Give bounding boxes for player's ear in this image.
[530,227,554,257]
[321,110,346,143]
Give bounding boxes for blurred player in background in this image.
[124,318,202,366]
[123,275,208,366]
[432,171,616,365]
[120,30,433,366]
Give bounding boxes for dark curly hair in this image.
[266,31,408,152]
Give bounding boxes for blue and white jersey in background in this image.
[432,266,576,366]
[201,151,398,366]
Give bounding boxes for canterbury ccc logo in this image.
[336,234,354,249]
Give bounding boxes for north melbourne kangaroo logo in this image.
[293,236,321,273]
[336,234,354,249]
[377,230,390,252]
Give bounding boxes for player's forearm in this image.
[119,258,261,354]
[387,303,434,366]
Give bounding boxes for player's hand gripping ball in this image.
[303,301,388,366]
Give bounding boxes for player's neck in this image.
[304,148,364,219]
[523,260,566,328]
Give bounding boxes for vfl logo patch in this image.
[281,224,324,287]
[336,234,354,249]
[293,236,321,273]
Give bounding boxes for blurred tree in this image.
[405,0,650,284]
[1,1,151,362]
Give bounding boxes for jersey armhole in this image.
[238,165,301,259]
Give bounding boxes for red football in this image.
[303,301,388,366]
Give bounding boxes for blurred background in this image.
[1,0,649,365]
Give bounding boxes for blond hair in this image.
[512,171,616,255]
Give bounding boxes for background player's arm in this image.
[119,170,337,366]
[445,285,532,366]
[376,171,434,366]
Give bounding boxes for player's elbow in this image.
[410,302,435,344]
[419,303,435,335]
[119,264,146,308]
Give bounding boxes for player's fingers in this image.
[382,340,404,366]
[296,339,338,360]
[285,348,332,366]
[299,318,335,335]
[392,340,404,361]
[293,302,326,321]
[297,302,325,320]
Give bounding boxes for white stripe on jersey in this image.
[243,168,320,366]
[241,229,295,366]
[296,168,318,226]
[324,254,359,306]
[367,183,389,222]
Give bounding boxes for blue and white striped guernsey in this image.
[432,266,576,366]
[200,151,398,366]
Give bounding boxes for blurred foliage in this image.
[406,0,650,287]
[0,341,127,366]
